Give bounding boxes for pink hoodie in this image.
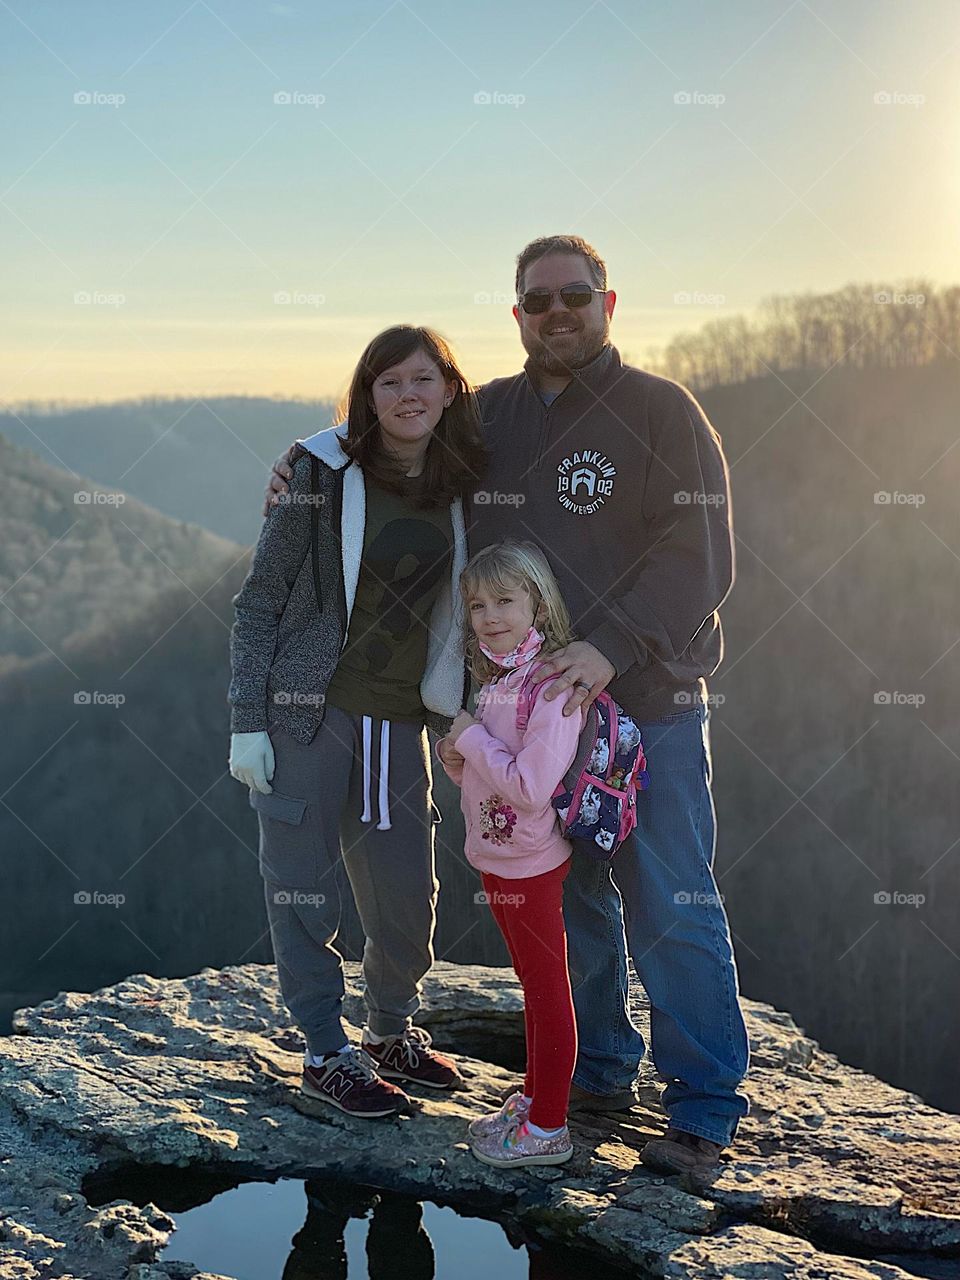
[435,663,586,879]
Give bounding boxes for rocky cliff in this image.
[0,963,957,1279]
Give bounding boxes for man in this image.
[265,235,749,1174]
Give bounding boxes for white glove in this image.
[229,731,275,794]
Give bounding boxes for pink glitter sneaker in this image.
[467,1090,530,1140]
[469,1118,573,1169]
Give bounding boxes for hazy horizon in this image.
[2,0,958,403]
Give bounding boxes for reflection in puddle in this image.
[84,1168,632,1279]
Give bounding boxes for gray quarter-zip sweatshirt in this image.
[468,343,734,722]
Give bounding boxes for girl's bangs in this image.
[462,562,529,602]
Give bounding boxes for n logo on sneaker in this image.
[325,1069,354,1102]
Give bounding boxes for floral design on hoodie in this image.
[479,794,518,845]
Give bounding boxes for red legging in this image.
[481,861,577,1129]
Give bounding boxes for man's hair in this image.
[514,235,608,299]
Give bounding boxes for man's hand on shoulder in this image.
[263,443,302,516]
[531,641,616,716]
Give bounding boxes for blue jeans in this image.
[562,703,750,1147]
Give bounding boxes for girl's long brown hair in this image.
[335,325,489,509]
[460,540,576,686]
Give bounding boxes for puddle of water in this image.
[84,1168,633,1280]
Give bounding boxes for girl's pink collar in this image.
[478,625,544,670]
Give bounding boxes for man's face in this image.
[513,251,616,376]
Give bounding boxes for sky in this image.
[1,0,958,405]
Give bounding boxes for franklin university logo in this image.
[557,449,616,515]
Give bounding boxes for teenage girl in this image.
[229,325,487,1118]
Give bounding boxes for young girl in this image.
[436,540,586,1168]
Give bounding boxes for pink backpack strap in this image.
[515,660,553,732]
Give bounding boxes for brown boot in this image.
[640,1127,725,1175]
[568,1082,638,1113]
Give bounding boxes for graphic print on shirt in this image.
[556,449,617,515]
[479,794,518,845]
[349,517,450,672]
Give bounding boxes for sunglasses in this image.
[518,282,607,315]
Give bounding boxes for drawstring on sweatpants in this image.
[360,715,392,830]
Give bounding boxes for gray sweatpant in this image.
[251,704,439,1056]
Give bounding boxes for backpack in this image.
[515,661,650,861]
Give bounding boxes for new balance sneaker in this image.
[301,1046,410,1117]
[467,1090,530,1140]
[361,1025,462,1090]
[470,1119,573,1169]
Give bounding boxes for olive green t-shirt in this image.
[324,475,453,722]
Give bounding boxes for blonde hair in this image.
[460,540,575,685]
